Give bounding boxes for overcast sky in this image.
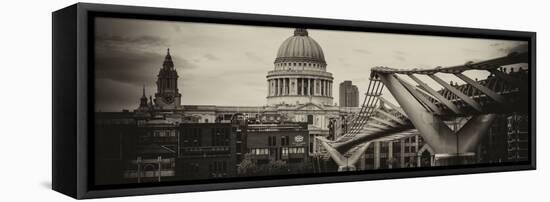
[94,17,527,112]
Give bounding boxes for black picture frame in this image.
[52,3,536,199]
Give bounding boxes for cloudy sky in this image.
[94,17,527,112]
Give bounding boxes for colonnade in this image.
[268,77,332,97]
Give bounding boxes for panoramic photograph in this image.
[93,17,530,185]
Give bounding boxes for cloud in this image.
[96,34,169,47]
[244,51,265,63]
[95,46,197,84]
[507,43,528,54]
[496,42,528,55]
[94,41,199,111]
[95,78,143,111]
[203,53,222,61]
[394,55,406,61]
[392,50,407,61]
[393,50,407,55]
[337,57,351,67]
[353,49,371,55]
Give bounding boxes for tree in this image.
[237,154,257,176]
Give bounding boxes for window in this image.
[268,136,276,146]
[282,147,289,156]
[281,136,290,146]
[251,148,269,155]
[307,115,314,124]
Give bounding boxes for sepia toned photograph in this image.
[93,17,530,186]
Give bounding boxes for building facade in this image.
[357,135,433,170]
[339,80,359,107]
[176,123,240,180]
[246,123,309,163]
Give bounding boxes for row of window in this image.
[250,148,269,155]
[152,130,175,137]
[249,147,305,155]
[276,62,323,68]
[281,147,305,155]
[180,127,231,147]
[267,135,292,146]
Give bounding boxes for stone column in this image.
[319,80,322,96]
[268,79,271,96]
[313,79,317,96]
[288,78,291,95]
[330,81,333,97]
[283,78,287,95]
[329,81,332,96]
[279,78,285,95]
[295,78,299,95]
[400,139,405,168]
[307,78,311,96]
[326,80,329,96]
[374,141,380,169]
[320,80,322,97]
[272,79,275,96]
[277,78,281,96]
[388,141,393,169]
[321,80,325,96]
[324,80,327,96]
[283,78,285,95]
[328,81,331,97]
[274,79,277,96]
[286,78,290,95]
[312,79,315,96]
[300,78,305,95]
[316,79,320,96]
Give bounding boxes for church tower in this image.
[154,48,182,110]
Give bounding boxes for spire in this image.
[294,28,308,36]
[139,85,148,108]
[163,48,174,69]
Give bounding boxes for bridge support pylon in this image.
[318,137,371,172]
[378,73,497,164]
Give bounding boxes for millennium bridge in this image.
[316,52,529,171]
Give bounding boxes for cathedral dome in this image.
[267,28,333,107]
[275,28,325,63]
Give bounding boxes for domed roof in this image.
[276,28,325,63]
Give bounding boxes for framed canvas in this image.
[52,3,536,199]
